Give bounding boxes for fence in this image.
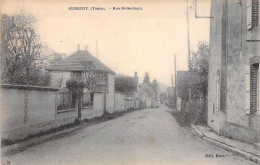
[56,88,93,111]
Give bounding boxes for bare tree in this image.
[81,61,96,91]
[1,12,42,85]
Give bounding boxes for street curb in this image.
[191,124,260,164]
[191,124,204,138]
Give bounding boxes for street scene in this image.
[2,108,257,165]
[1,0,260,165]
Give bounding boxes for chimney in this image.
[86,45,87,51]
[78,44,80,51]
[135,72,137,78]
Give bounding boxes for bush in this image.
[66,80,86,88]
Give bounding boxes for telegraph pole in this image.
[186,0,191,70]
[174,54,177,106]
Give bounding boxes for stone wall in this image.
[1,83,141,141]
[1,85,59,140]
[1,85,101,141]
[114,93,126,112]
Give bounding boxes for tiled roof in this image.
[47,50,115,74]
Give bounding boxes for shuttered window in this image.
[248,0,253,30]
[245,65,251,114]
[257,66,260,113]
[245,63,260,114]
[247,0,259,30]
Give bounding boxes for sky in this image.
[1,0,211,86]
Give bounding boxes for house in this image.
[47,46,115,91]
[208,0,260,144]
[47,46,116,113]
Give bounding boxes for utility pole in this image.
[186,0,191,71]
[174,54,177,107]
[171,74,174,108]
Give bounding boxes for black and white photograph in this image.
[0,0,260,164]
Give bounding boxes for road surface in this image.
[2,107,257,165]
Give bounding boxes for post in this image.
[186,0,191,70]
[75,88,83,123]
[174,54,177,108]
[77,90,82,120]
[104,91,106,114]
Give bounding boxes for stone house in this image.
[47,47,115,112]
[208,0,260,145]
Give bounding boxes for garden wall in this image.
[1,85,141,141]
[1,85,101,141]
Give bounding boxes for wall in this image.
[1,82,140,141]
[208,0,226,135]
[223,0,260,143]
[93,92,105,113]
[1,86,102,141]
[1,85,59,140]
[50,71,71,88]
[114,93,125,112]
[114,92,139,112]
[208,0,260,143]
[106,73,115,113]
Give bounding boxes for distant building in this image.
[47,47,115,93]
[208,0,260,144]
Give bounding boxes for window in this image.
[256,64,260,113]
[95,73,106,82]
[247,0,259,30]
[245,62,260,114]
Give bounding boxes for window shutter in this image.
[256,68,260,112]
[247,0,253,30]
[245,65,251,114]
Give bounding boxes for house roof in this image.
[47,50,115,74]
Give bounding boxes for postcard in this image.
[1,0,259,165]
